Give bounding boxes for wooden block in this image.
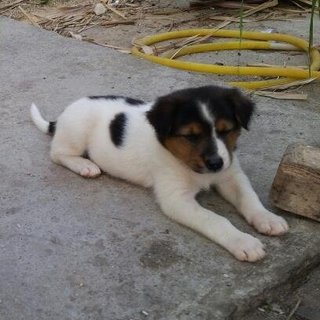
[270,144,320,221]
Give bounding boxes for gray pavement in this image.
[246,266,320,320]
[1,16,320,320]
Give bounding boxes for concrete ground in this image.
[246,267,320,320]
[1,16,320,320]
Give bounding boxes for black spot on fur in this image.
[89,95,120,100]
[48,121,56,135]
[125,97,144,105]
[147,86,254,140]
[227,88,255,130]
[146,91,212,144]
[82,150,90,159]
[88,95,144,106]
[109,113,127,147]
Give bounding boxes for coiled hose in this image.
[132,29,320,90]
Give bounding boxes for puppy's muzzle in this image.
[205,155,223,172]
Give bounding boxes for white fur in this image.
[30,103,49,133]
[199,102,230,170]
[30,97,289,262]
[200,102,213,123]
[216,138,231,170]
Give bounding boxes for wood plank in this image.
[270,144,320,221]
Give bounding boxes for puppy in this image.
[30,85,288,262]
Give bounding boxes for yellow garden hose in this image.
[131,29,320,90]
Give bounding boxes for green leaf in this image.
[308,0,317,76]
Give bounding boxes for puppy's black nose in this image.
[205,155,223,172]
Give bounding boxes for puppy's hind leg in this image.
[52,154,101,178]
[50,135,101,178]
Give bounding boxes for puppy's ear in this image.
[229,88,255,130]
[146,96,178,143]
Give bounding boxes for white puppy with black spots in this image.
[31,85,288,262]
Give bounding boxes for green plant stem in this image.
[309,0,318,76]
[239,0,244,46]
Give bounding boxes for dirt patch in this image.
[1,0,312,50]
[140,240,182,269]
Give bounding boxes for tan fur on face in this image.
[164,137,206,172]
[215,119,234,132]
[216,119,240,152]
[178,122,203,136]
[164,121,240,171]
[225,130,240,151]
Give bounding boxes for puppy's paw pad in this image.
[228,234,265,262]
[80,165,101,178]
[251,212,289,236]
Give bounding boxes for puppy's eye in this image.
[182,134,201,143]
[216,129,233,135]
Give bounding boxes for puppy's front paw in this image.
[80,163,101,178]
[226,233,265,262]
[250,211,289,236]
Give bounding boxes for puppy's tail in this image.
[30,103,56,135]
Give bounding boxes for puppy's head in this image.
[147,86,254,174]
